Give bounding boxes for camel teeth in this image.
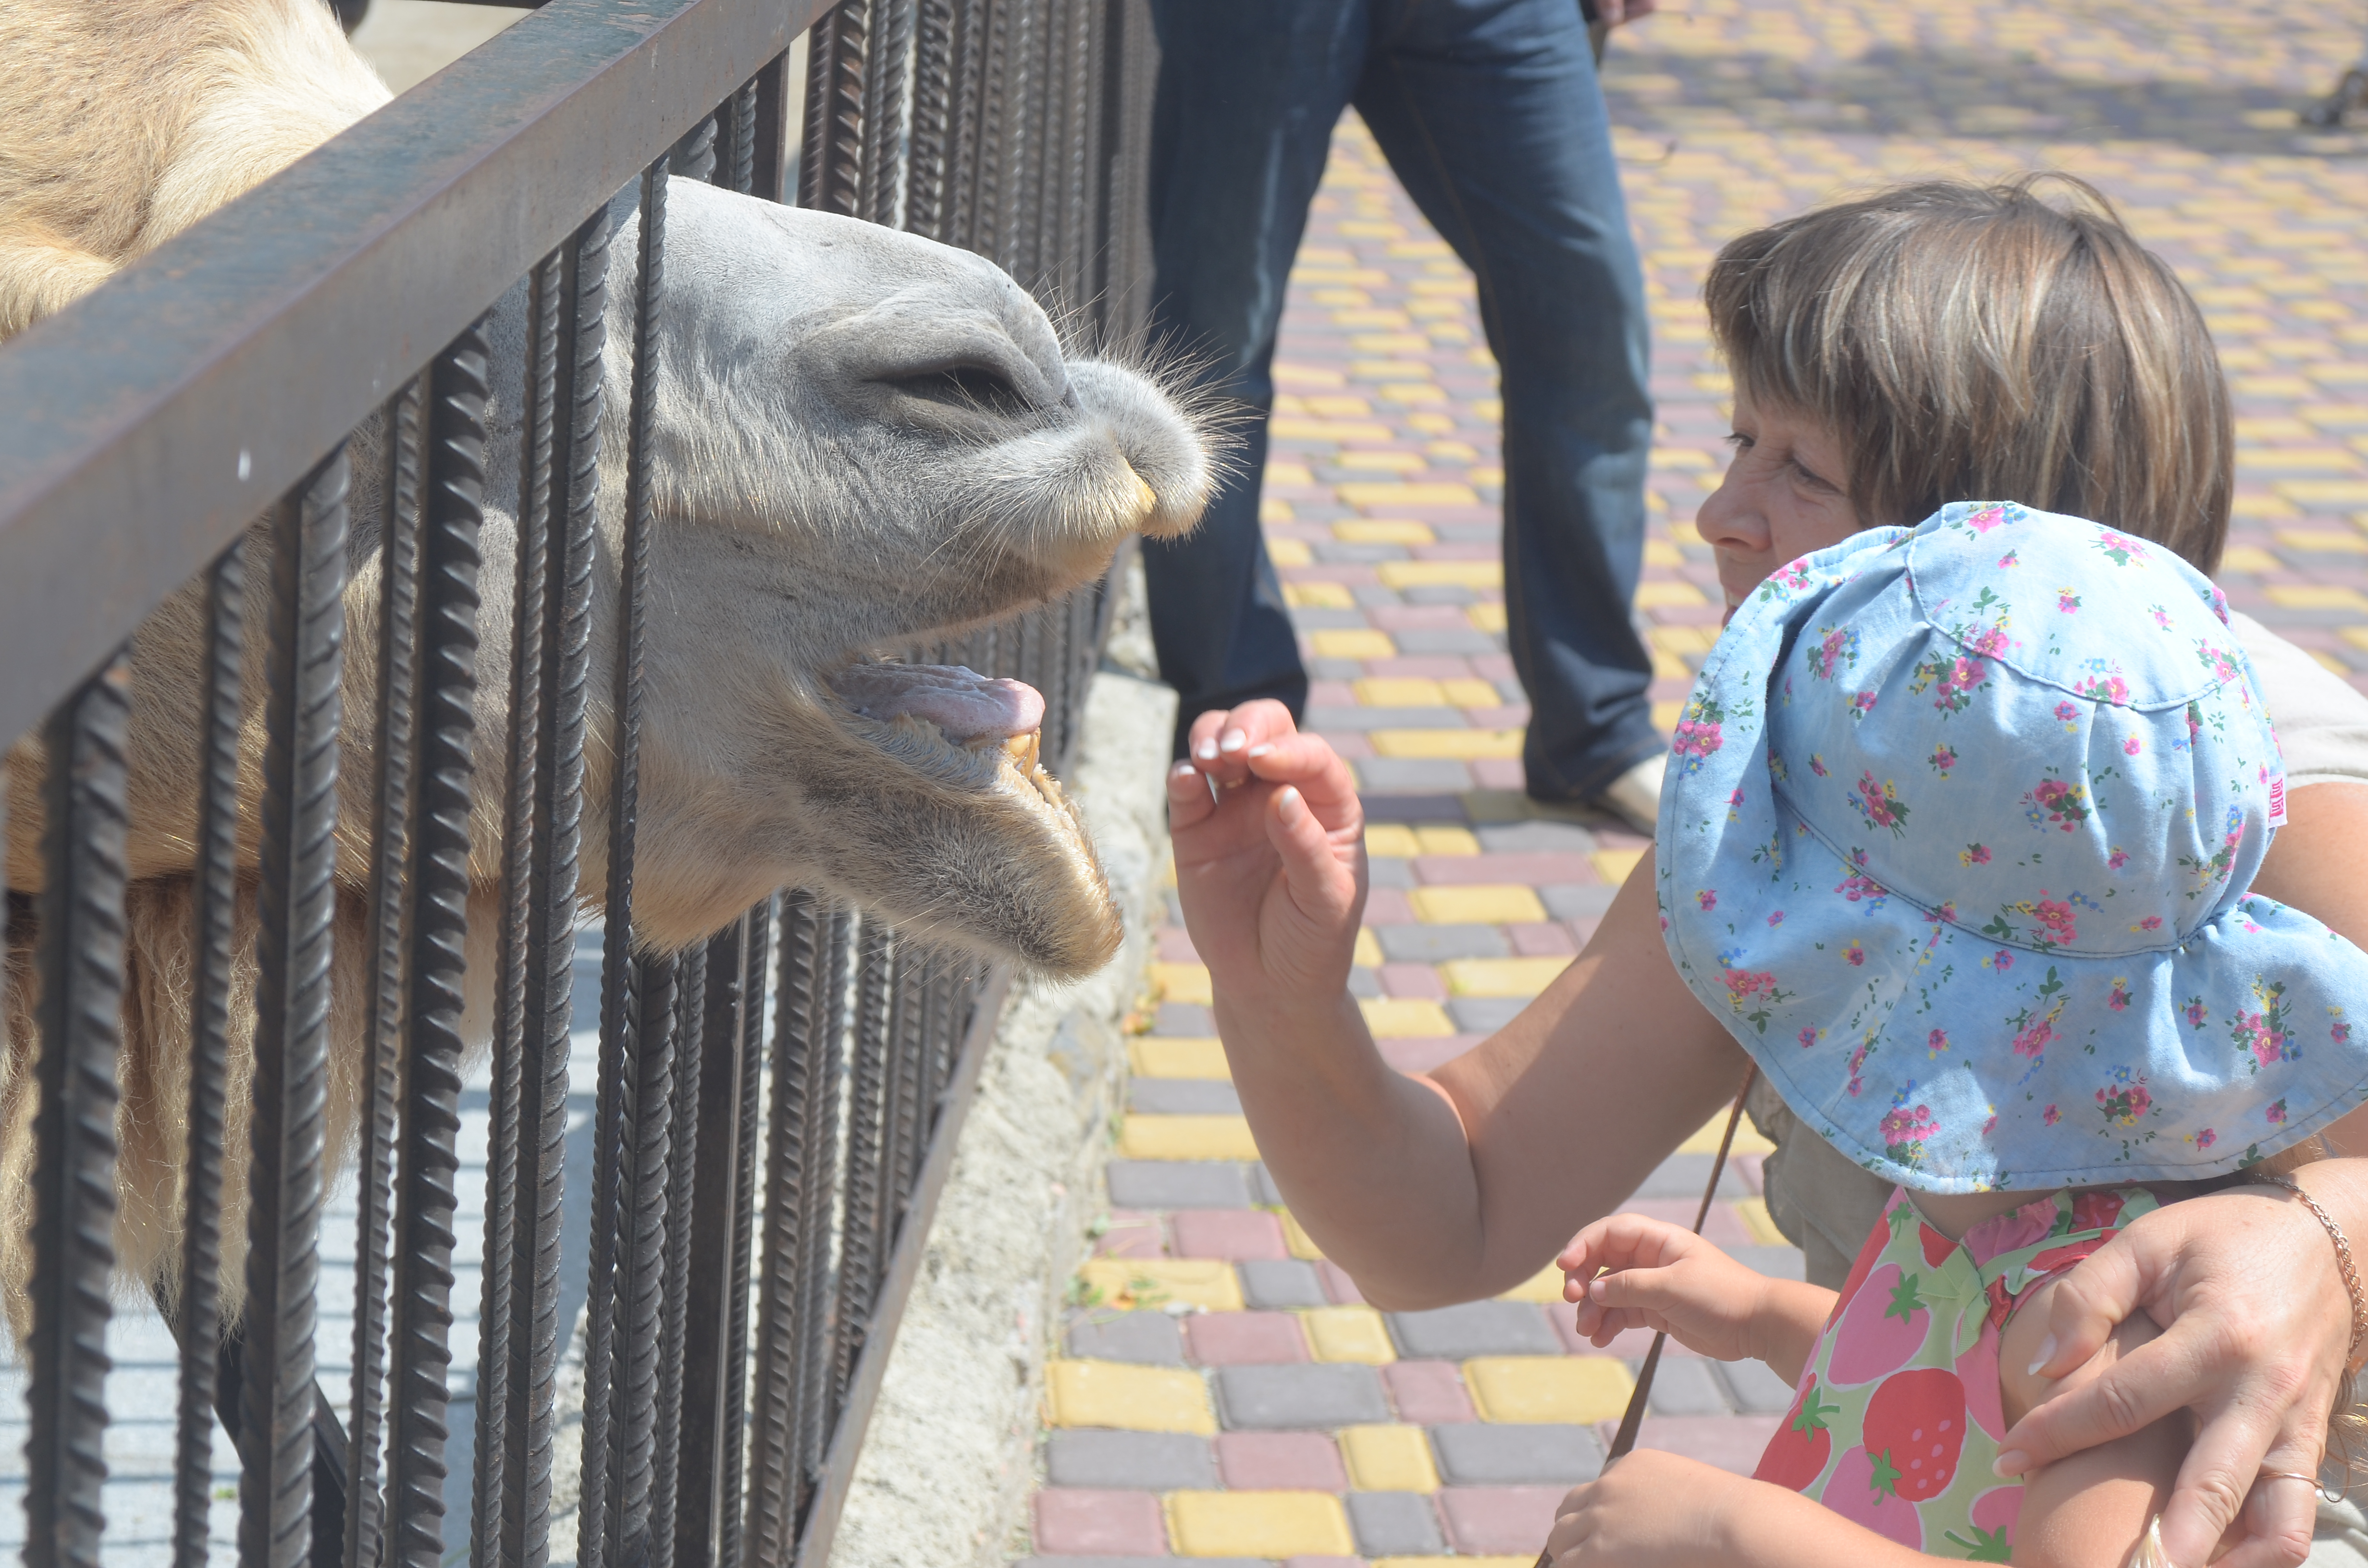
[1002,731,1041,772]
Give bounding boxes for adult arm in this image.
[1998,783,2368,1568]
[1169,702,1746,1309]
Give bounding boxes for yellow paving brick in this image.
[1359,998,1455,1037]
[2218,545,2280,573]
[2316,651,2350,676]
[1076,1259,1247,1314]
[1268,538,1312,567]
[1465,1356,1634,1422]
[1428,440,1480,462]
[1443,679,1503,708]
[1499,1262,1568,1304]
[1305,394,1374,417]
[1273,362,1350,386]
[1635,580,1710,607]
[1266,463,1315,486]
[1308,288,1374,306]
[1651,648,1690,681]
[1334,519,1437,544]
[1154,962,1213,1004]
[1339,481,1478,506]
[1650,447,1716,469]
[2343,628,2368,655]
[1644,538,1686,567]
[1365,823,1423,858]
[1468,603,1508,633]
[1260,499,1294,523]
[1309,629,1396,659]
[1165,1492,1355,1558]
[1651,624,1715,654]
[1340,451,1428,472]
[1377,560,1503,589]
[1340,1424,1440,1490]
[1304,1308,1397,1365]
[1332,308,1413,329]
[2263,585,2368,611]
[2277,529,2368,552]
[2277,481,2368,506]
[2232,493,2302,520]
[1044,1360,1216,1434]
[1355,928,1384,968]
[1120,1114,1260,1162]
[1369,729,1524,759]
[1285,581,1356,609]
[1738,1196,1788,1246]
[1443,956,1569,997]
[1350,334,1432,355]
[1358,676,1449,706]
[1405,412,1456,433]
[1271,417,1395,443]
[1280,1210,1326,1261]
[1412,886,1549,925]
[1129,1037,1231,1079]
[1679,1112,1776,1155]
[1415,825,1481,856]
[1591,847,1646,883]
[1354,359,1433,379]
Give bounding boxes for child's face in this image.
[1698,392,1859,624]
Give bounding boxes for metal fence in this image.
[0,0,1155,1562]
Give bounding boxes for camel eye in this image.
[891,362,1031,417]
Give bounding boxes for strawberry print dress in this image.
[1752,1185,2157,1560]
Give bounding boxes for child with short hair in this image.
[1545,501,2368,1566]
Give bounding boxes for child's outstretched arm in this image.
[1559,1214,1835,1384]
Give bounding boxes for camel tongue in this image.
[827,662,1047,742]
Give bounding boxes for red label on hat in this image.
[2270,774,2288,827]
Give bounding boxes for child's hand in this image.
[1559,1214,1775,1363]
[1546,1449,1749,1566]
[1166,701,1367,1006]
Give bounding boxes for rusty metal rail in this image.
[0,0,1156,1562]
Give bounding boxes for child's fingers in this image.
[1583,1261,1690,1317]
[1557,1213,1697,1292]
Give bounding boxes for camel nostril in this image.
[889,362,1032,417]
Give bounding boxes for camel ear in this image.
[0,226,119,340]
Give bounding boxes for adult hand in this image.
[1166,701,1367,1005]
[1998,1182,2353,1568]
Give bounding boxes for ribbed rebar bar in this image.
[648,939,706,1568]
[715,905,769,1568]
[800,1,868,216]
[243,448,349,1568]
[25,648,132,1568]
[831,920,893,1420]
[741,894,818,1566]
[609,950,678,1564]
[793,907,853,1514]
[905,0,955,239]
[860,0,916,228]
[174,538,244,1568]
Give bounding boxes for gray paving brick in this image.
[1732,1245,1808,1281]
[1155,1002,1214,1035]
[1348,1491,1448,1555]
[1387,1301,1559,1359]
[1476,820,1600,854]
[1431,1422,1604,1485]
[1308,704,1472,731]
[1129,1078,1242,1115]
[1213,1364,1389,1429]
[1106,1159,1252,1210]
[1308,657,1367,680]
[1355,583,1407,607]
[1291,607,1373,631]
[1313,540,1413,564]
[1164,891,1186,925]
[1628,1152,1717,1200]
[1645,1356,1731,1416]
[1349,965,1383,998]
[1718,1358,1801,1414]
[1357,758,1475,793]
[1367,856,1418,889]
[1393,628,1499,655]
[1448,996,1528,1032]
[1044,1429,1218,1490]
[1239,1259,1329,1309]
[1249,1162,1286,1206]
[1065,1310,1185,1365]
[1376,923,1509,961]
[1014,1559,1265,1568]
[1402,583,1476,606]
[1541,882,1620,920]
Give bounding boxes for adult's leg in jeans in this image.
[1353,0,1659,801]
[1142,0,1365,756]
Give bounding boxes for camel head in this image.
[534,180,1218,972]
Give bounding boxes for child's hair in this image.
[1703,175,2234,573]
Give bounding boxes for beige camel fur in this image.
[0,0,1217,1334]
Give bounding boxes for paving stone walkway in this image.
[1017,0,2368,1562]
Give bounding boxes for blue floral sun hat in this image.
[1660,501,2368,1193]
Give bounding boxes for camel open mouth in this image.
[825,659,1075,822]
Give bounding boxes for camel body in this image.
[0,0,1214,1331]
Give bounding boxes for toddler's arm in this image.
[1559,1213,1834,1384]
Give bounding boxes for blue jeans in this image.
[1141,0,1660,798]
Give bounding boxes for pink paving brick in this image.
[1172,1209,1290,1262]
[1380,962,1448,1000]
[1216,1430,1352,1491]
[1361,889,1416,924]
[1414,852,1599,885]
[1282,1559,1366,1568]
[1369,604,1476,632]
[1156,927,1201,962]
[1375,1036,1479,1075]
[1033,1488,1167,1555]
[1469,756,1526,791]
[1437,1486,1565,1553]
[1381,1359,1476,1423]
[1622,1415,1785,1475]
[1095,1212,1167,1260]
[1327,732,1377,760]
[1731,1153,1765,1194]
[1307,679,1359,706]
[1283,563,1382,586]
[1317,1260,1367,1306]
[1566,917,1603,948]
[1470,653,1517,682]
[1365,655,1476,679]
[1414,540,1500,560]
[1184,1311,1310,1365]
[1507,922,1579,957]
[1465,704,1531,727]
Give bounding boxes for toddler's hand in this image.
[1546,1449,1745,1566]
[1166,701,1367,1007]
[1559,1213,1773,1364]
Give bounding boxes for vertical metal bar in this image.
[973,0,1011,262]
[347,380,424,1568]
[175,539,244,1568]
[861,0,916,228]
[906,0,955,239]
[582,156,670,1568]
[502,201,610,1568]
[800,2,869,216]
[943,0,988,250]
[611,951,678,1564]
[243,448,349,1568]
[793,908,852,1518]
[831,920,892,1419]
[24,649,132,1568]
[674,915,750,1568]
[750,50,795,205]
[715,905,769,1568]
[716,76,760,196]
[648,940,706,1568]
[381,319,490,1568]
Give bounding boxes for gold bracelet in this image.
[2261,1172,2368,1368]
